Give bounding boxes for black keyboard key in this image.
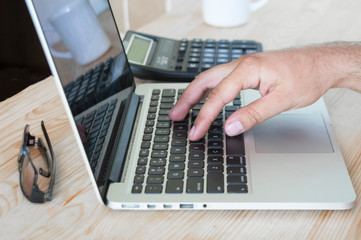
[188,160,204,168]
[151,150,167,158]
[227,184,248,193]
[162,89,176,97]
[147,176,164,184]
[169,154,186,162]
[150,158,166,166]
[167,171,184,179]
[136,166,146,175]
[160,103,174,109]
[134,175,144,184]
[186,177,204,193]
[152,89,161,95]
[145,184,163,193]
[132,184,142,193]
[154,136,169,143]
[173,125,188,131]
[207,149,223,156]
[207,173,224,193]
[158,115,171,122]
[146,120,155,126]
[226,133,245,155]
[168,162,185,171]
[189,152,205,160]
[208,141,223,149]
[158,109,170,115]
[147,113,156,120]
[227,167,247,175]
[173,132,187,139]
[227,175,247,184]
[152,143,168,150]
[226,156,246,166]
[139,149,149,157]
[137,157,147,165]
[155,129,170,135]
[225,106,239,112]
[207,165,224,172]
[156,122,170,128]
[187,169,204,177]
[171,139,187,146]
[208,156,223,164]
[208,133,223,140]
[142,134,152,141]
[189,144,205,152]
[166,180,183,193]
[148,166,165,175]
[161,97,174,103]
[144,127,153,134]
[170,147,186,154]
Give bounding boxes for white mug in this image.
[202,0,269,27]
[46,0,111,65]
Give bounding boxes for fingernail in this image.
[225,121,245,136]
[189,125,196,138]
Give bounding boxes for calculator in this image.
[123,30,263,82]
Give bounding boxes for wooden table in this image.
[1,0,361,239]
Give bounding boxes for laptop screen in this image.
[31,0,135,194]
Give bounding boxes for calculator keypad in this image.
[176,39,261,72]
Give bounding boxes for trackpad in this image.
[254,114,334,153]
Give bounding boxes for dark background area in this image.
[0,0,51,101]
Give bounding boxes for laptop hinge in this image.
[107,93,139,185]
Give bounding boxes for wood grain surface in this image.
[1,0,361,239]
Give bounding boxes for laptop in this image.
[26,0,356,210]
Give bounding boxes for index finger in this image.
[169,61,239,121]
[189,57,261,140]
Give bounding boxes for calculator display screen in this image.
[127,36,152,65]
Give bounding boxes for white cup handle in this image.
[43,26,72,59]
[251,0,269,12]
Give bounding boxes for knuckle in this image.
[243,106,264,126]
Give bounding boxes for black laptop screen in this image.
[32,0,134,115]
[31,0,135,188]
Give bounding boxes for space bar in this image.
[226,133,245,155]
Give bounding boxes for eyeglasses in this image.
[18,121,56,203]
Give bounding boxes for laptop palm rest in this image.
[254,114,334,153]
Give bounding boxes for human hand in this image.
[169,44,361,141]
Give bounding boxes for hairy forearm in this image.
[311,42,361,93]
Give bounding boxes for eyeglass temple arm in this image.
[41,121,56,201]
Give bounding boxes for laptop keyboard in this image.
[132,88,248,194]
[75,99,118,172]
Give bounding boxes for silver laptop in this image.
[26,0,356,210]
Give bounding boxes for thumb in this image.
[224,92,288,136]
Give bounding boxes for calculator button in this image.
[202,58,215,64]
[202,64,213,70]
[218,49,229,54]
[189,52,201,58]
[192,38,202,43]
[175,65,182,71]
[179,46,187,53]
[217,58,229,64]
[231,49,243,54]
[191,43,202,48]
[187,63,199,72]
[218,43,230,49]
[205,43,216,48]
[206,39,216,43]
[219,39,230,44]
[204,48,216,53]
[203,53,215,58]
[177,57,184,62]
[245,49,257,54]
[190,48,202,53]
[217,53,228,58]
[188,57,200,63]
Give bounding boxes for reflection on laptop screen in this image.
[32,0,134,192]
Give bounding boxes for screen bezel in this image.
[25,0,136,205]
